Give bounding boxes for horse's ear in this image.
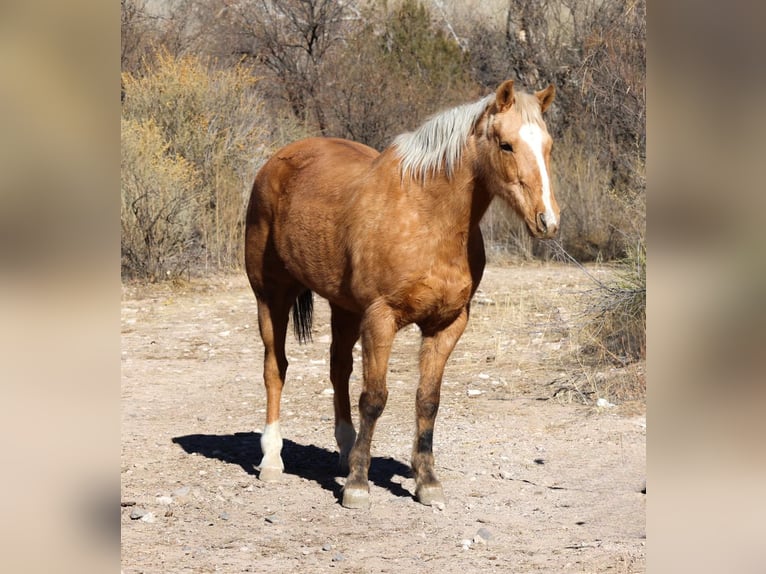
[495,80,515,112]
[536,84,555,113]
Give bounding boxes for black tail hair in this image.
[292,290,314,344]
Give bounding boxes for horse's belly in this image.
[276,232,360,310]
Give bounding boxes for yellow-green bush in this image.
[121,49,296,279]
[121,117,202,279]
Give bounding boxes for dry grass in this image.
[536,231,646,406]
[581,241,646,364]
[475,249,646,407]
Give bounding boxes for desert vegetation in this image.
[121,0,645,362]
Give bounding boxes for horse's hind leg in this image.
[330,305,361,473]
[412,308,470,506]
[255,296,291,481]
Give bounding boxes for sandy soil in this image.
[121,264,645,573]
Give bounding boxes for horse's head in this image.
[479,80,559,239]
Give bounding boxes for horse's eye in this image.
[499,142,513,153]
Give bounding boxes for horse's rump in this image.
[246,137,382,310]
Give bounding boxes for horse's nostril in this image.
[537,213,548,233]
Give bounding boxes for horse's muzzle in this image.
[537,212,559,238]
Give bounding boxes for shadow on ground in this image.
[172,432,413,503]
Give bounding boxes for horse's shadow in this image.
[172,432,413,502]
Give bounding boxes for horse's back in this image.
[249,137,378,210]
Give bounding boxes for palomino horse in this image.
[245,79,559,509]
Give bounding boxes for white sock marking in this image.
[260,422,284,470]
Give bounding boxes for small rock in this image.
[499,470,512,480]
[478,373,490,380]
[322,543,333,552]
[475,527,493,542]
[172,486,191,502]
[467,389,483,397]
[332,553,345,562]
[156,495,173,505]
[129,507,148,520]
[140,512,156,523]
[460,539,472,550]
[265,514,279,524]
[596,397,615,408]
[219,512,230,521]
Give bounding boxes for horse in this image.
[245,79,559,509]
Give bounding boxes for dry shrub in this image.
[578,191,646,365]
[323,0,476,149]
[121,48,299,279]
[553,129,645,261]
[121,117,202,280]
[583,241,646,364]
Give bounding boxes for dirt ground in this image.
[121,264,645,573]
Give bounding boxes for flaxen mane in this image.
[393,89,544,181]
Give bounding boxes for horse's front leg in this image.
[412,308,469,506]
[342,304,397,509]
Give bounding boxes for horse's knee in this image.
[416,399,439,421]
[359,389,388,420]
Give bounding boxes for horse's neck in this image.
[380,143,492,233]
[467,178,493,229]
[424,156,492,231]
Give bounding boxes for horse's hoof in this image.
[416,484,445,507]
[258,466,283,482]
[341,487,370,509]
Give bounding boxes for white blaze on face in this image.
[518,123,557,228]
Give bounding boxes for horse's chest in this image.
[397,272,472,327]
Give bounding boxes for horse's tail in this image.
[292,289,314,344]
